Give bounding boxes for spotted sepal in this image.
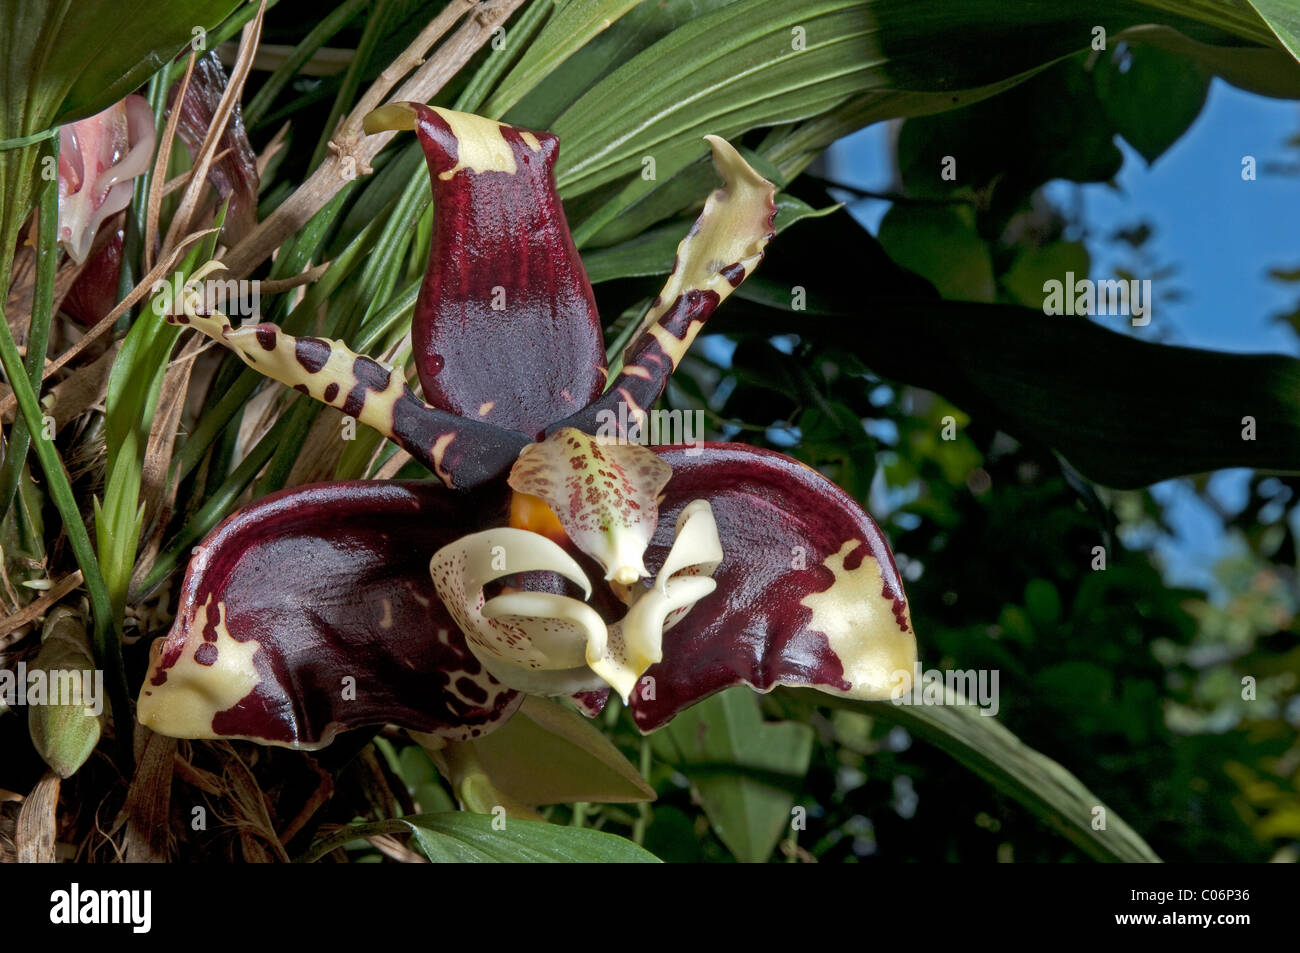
[164,265,530,489]
[137,481,522,749]
[554,137,776,437]
[365,103,607,440]
[627,444,917,732]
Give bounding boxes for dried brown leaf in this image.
[16,771,60,863]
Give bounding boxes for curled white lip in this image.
[430,498,723,703]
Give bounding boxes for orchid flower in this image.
[59,56,259,325]
[136,103,917,749]
[56,95,155,266]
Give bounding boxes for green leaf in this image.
[723,210,1300,488]
[1245,0,1300,62]
[877,204,996,302]
[643,804,706,862]
[581,150,736,248]
[482,0,643,118]
[827,298,1300,487]
[896,57,1125,213]
[654,687,813,863]
[0,132,60,520]
[0,0,242,127]
[393,744,457,814]
[1093,43,1211,164]
[1023,578,1063,627]
[402,813,661,862]
[787,687,1161,862]
[506,0,737,128]
[553,0,893,196]
[1001,241,1091,307]
[463,696,656,806]
[1116,24,1300,100]
[549,0,1296,200]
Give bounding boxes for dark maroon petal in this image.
[171,52,260,244]
[628,444,916,732]
[399,103,606,439]
[137,481,521,748]
[61,226,123,326]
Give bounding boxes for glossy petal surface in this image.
[62,226,124,325]
[397,103,606,438]
[628,445,916,731]
[138,481,521,748]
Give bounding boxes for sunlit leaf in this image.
[403,812,661,862]
[655,687,813,863]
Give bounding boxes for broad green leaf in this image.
[1136,0,1282,46]
[553,0,893,196]
[1001,241,1092,308]
[403,812,661,862]
[1116,24,1300,100]
[578,141,794,249]
[549,0,1298,200]
[463,696,655,806]
[0,0,242,128]
[720,209,1300,488]
[729,290,1300,489]
[482,0,643,118]
[536,0,1299,271]
[654,687,813,863]
[1093,43,1211,164]
[877,205,996,303]
[759,67,1058,183]
[1245,0,1300,62]
[787,687,1161,862]
[506,0,739,128]
[896,57,1125,208]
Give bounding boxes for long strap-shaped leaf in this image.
[549,0,1299,199]
[301,811,661,863]
[787,688,1161,863]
